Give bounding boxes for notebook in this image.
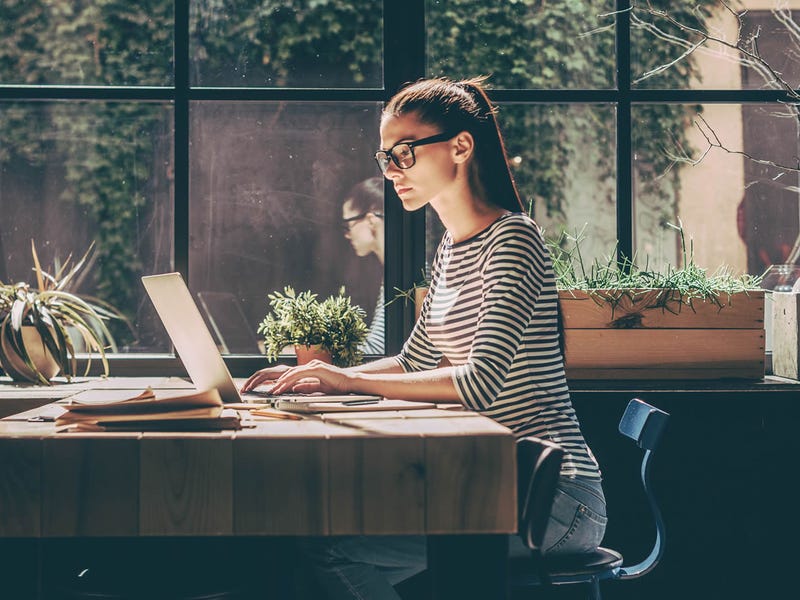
[141,273,382,405]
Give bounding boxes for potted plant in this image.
[258,286,368,367]
[0,241,122,385]
[548,222,765,380]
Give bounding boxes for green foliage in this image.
[191,0,381,86]
[319,290,370,368]
[258,286,367,367]
[0,241,123,384]
[548,222,763,312]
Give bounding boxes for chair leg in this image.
[587,577,602,600]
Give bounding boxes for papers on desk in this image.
[57,387,242,431]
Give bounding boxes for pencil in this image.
[249,408,304,421]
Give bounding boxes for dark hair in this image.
[344,176,384,214]
[382,76,524,213]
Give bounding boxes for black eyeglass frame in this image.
[341,211,384,231]
[374,131,457,173]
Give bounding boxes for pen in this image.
[341,399,380,406]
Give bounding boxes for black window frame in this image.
[0,0,795,377]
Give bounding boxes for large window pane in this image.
[0,0,173,86]
[189,101,383,354]
[426,0,615,89]
[631,3,800,90]
[190,1,382,87]
[0,101,174,352]
[633,102,800,277]
[425,104,617,268]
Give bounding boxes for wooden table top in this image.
[0,378,517,539]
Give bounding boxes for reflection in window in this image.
[188,102,383,355]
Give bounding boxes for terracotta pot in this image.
[294,344,333,365]
[0,325,61,383]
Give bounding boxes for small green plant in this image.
[258,286,368,367]
[547,221,763,313]
[0,241,123,384]
[386,268,430,309]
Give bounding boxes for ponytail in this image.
[383,77,525,213]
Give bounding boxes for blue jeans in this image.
[297,475,607,599]
[510,474,608,557]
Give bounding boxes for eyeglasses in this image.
[341,211,383,232]
[374,131,456,174]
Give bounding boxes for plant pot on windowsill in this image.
[560,288,765,380]
[258,286,368,367]
[0,325,61,382]
[294,344,333,365]
[0,242,122,385]
[549,222,766,380]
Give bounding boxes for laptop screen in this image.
[142,272,243,403]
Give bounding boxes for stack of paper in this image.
[57,387,241,432]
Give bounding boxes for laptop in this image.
[142,273,258,403]
[141,272,383,407]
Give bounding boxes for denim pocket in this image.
[542,488,608,555]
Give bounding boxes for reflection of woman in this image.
[341,176,384,354]
[244,76,604,599]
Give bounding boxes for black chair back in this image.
[516,437,565,551]
[618,397,669,451]
[617,398,670,579]
[510,398,670,600]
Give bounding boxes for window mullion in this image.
[174,0,190,278]
[383,0,427,354]
[616,0,633,266]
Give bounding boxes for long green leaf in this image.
[30,239,45,293]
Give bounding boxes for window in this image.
[1,1,798,374]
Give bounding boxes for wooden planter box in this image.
[560,289,765,380]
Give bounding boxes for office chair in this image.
[509,398,670,600]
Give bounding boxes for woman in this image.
[341,176,385,355]
[243,76,605,599]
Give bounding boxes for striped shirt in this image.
[396,213,600,478]
[360,282,385,355]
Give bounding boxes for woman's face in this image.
[378,112,458,212]
[342,198,377,257]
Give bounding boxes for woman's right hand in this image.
[240,364,292,392]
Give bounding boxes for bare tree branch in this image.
[664,113,800,173]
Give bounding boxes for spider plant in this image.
[0,241,122,384]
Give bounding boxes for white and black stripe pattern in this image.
[360,282,385,355]
[397,213,600,479]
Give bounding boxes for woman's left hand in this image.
[270,360,352,395]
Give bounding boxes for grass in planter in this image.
[547,222,763,317]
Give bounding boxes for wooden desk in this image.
[0,378,517,598]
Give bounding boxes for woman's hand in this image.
[269,360,352,395]
[240,364,292,392]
